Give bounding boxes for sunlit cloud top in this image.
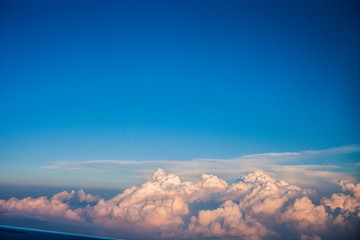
[1,168,360,239]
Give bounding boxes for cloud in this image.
[226,170,309,216]
[0,190,81,221]
[77,189,100,203]
[322,193,360,215]
[339,180,360,199]
[1,169,360,239]
[267,164,348,187]
[41,145,360,171]
[87,168,229,237]
[39,145,360,189]
[281,197,329,232]
[321,180,360,218]
[186,200,268,240]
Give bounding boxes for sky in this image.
[0,0,360,239]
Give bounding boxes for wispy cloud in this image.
[40,145,360,187]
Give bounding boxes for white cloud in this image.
[1,168,360,239]
[40,145,360,173]
[86,168,229,237]
[39,145,360,189]
[267,165,349,187]
[228,170,307,216]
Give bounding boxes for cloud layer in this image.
[1,169,360,239]
[39,145,360,189]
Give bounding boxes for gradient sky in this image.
[0,0,359,188]
[1,1,360,240]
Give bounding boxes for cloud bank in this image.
[39,145,360,188]
[1,169,360,239]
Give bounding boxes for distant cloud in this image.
[0,190,81,221]
[186,200,268,240]
[40,145,360,188]
[1,169,359,239]
[41,145,360,171]
[281,196,329,232]
[88,168,229,235]
[322,180,360,218]
[77,189,100,203]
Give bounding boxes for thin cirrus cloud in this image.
[0,168,359,239]
[40,145,360,187]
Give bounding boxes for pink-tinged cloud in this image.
[87,168,229,236]
[225,170,310,216]
[0,169,359,239]
[321,180,360,219]
[186,200,268,240]
[339,180,360,199]
[0,190,80,221]
[281,197,329,232]
[77,189,100,203]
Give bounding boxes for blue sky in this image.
[0,0,359,188]
[1,1,360,240]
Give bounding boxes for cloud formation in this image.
[1,169,360,239]
[321,180,360,218]
[39,145,360,189]
[78,189,100,203]
[87,168,229,237]
[0,190,80,221]
[281,197,328,232]
[187,200,268,240]
[40,145,360,171]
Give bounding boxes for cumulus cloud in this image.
[86,168,229,237]
[226,170,308,216]
[186,200,268,240]
[339,180,360,199]
[0,190,81,221]
[321,180,360,220]
[1,169,360,239]
[77,189,100,203]
[322,193,360,214]
[281,197,328,232]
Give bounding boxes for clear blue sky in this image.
[0,0,359,186]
